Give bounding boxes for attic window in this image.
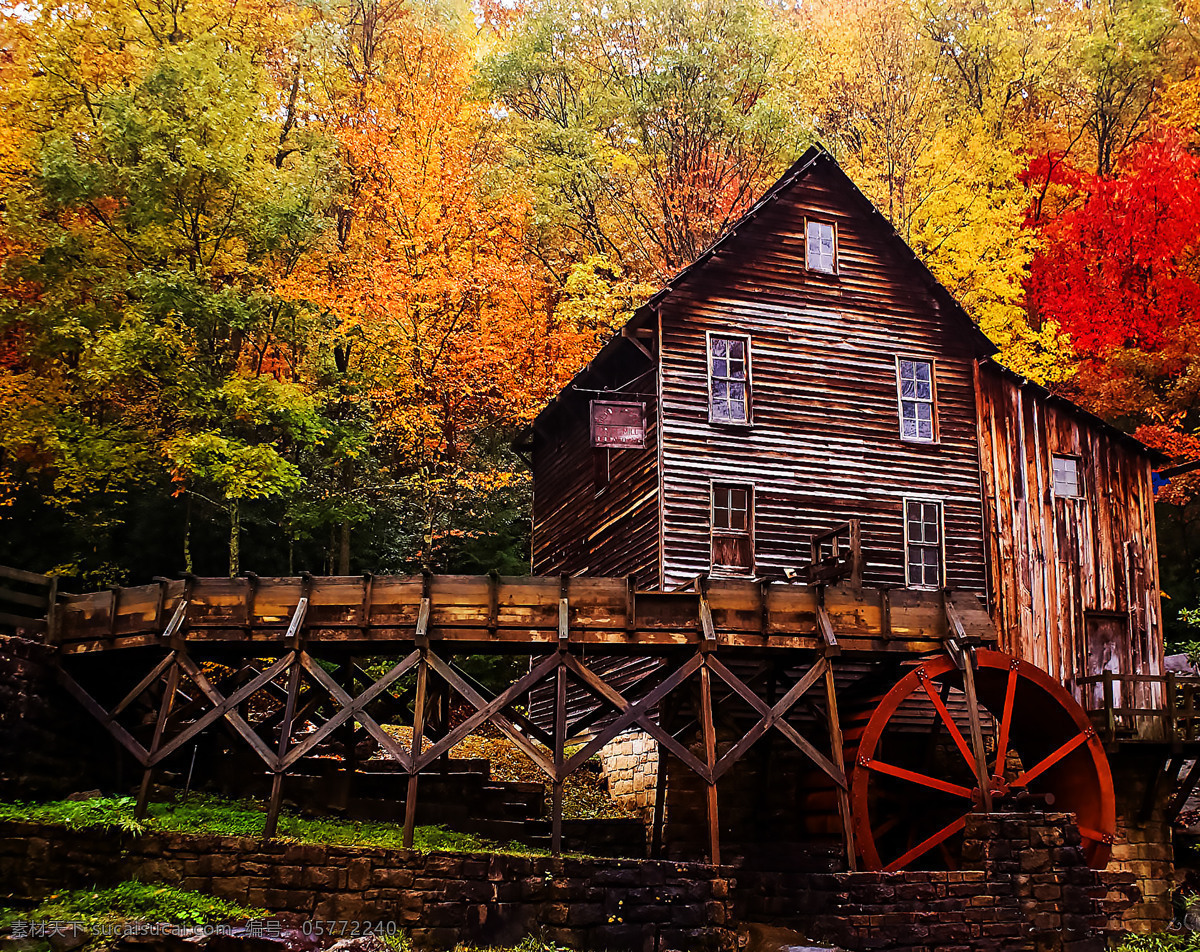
[806,220,836,274]
[708,334,751,424]
[1053,454,1083,498]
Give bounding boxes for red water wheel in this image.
[850,649,1115,871]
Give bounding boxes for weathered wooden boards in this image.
[0,565,55,634]
[974,361,1164,718]
[53,574,995,655]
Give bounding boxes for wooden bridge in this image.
[0,569,1135,873]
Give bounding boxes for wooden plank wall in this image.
[531,349,660,587]
[656,160,990,592]
[974,363,1164,693]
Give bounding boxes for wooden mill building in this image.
[529,145,1173,924]
[530,144,1163,703]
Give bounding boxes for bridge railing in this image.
[1076,671,1200,744]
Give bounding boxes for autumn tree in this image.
[482,0,809,281]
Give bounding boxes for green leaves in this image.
[166,432,303,502]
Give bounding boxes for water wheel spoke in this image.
[1012,731,1089,788]
[992,664,1018,778]
[1078,825,1107,844]
[865,758,974,799]
[883,813,968,872]
[919,674,976,773]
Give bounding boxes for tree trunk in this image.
[338,521,351,575]
[183,495,193,575]
[229,499,240,578]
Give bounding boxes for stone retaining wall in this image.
[0,821,734,952]
[737,813,1139,952]
[0,813,1139,952]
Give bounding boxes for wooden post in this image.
[338,659,359,780]
[403,650,428,849]
[265,596,309,838]
[1103,672,1116,741]
[136,661,180,820]
[403,595,432,848]
[824,660,857,870]
[1166,673,1177,744]
[551,578,570,855]
[699,659,719,866]
[959,650,993,813]
[264,656,302,838]
[552,656,567,855]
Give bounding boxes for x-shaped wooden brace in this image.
[277,650,422,771]
[560,653,711,782]
[414,652,561,777]
[705,655,845,788]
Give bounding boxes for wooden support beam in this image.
[561,653,710,780]
[137,660,180,819]
[265,658,302,838]
[552,652,567,855]
[403,649,429,849]
[57,667,150,765]
[699,659,720,866]
[816,604,840,657]
[1168,757,1200,823]
[960,649,993,813]
[824,660,857,870]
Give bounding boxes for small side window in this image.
[896,357,937,443]
[1052,454,1083,498]
[712,483,753,573]
[806,220,836,274]
[905,498,943,589]
[708,334,751,424]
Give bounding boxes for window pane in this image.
[727,339,744,360]
[712,339,727,358]
[906,501,943,588]
[712,356,728,378]
[901,377,916,398]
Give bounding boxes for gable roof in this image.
[531,146,1159,464]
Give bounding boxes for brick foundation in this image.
[1108,749,1175,932]
[597,730,658,816]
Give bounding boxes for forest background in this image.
[3,0,1200,642]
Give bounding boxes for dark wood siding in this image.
[656,161,989,592]
[531,348,661,586]
[974,362,1163,691]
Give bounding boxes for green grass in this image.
[0,881,262,930]
[1116,935,1200,951]
[0,794,531,854]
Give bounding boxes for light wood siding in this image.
[974,362,1163,692]
[656,162,988,592]
[531,349,660,586]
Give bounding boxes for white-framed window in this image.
[707,333,751,424]
[806,220,836,274]
[1052,454,1083,498]
[904,498,943,589]
[711,482,754,573]
[896,357,937,443]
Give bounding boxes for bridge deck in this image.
[52,574,995,654]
